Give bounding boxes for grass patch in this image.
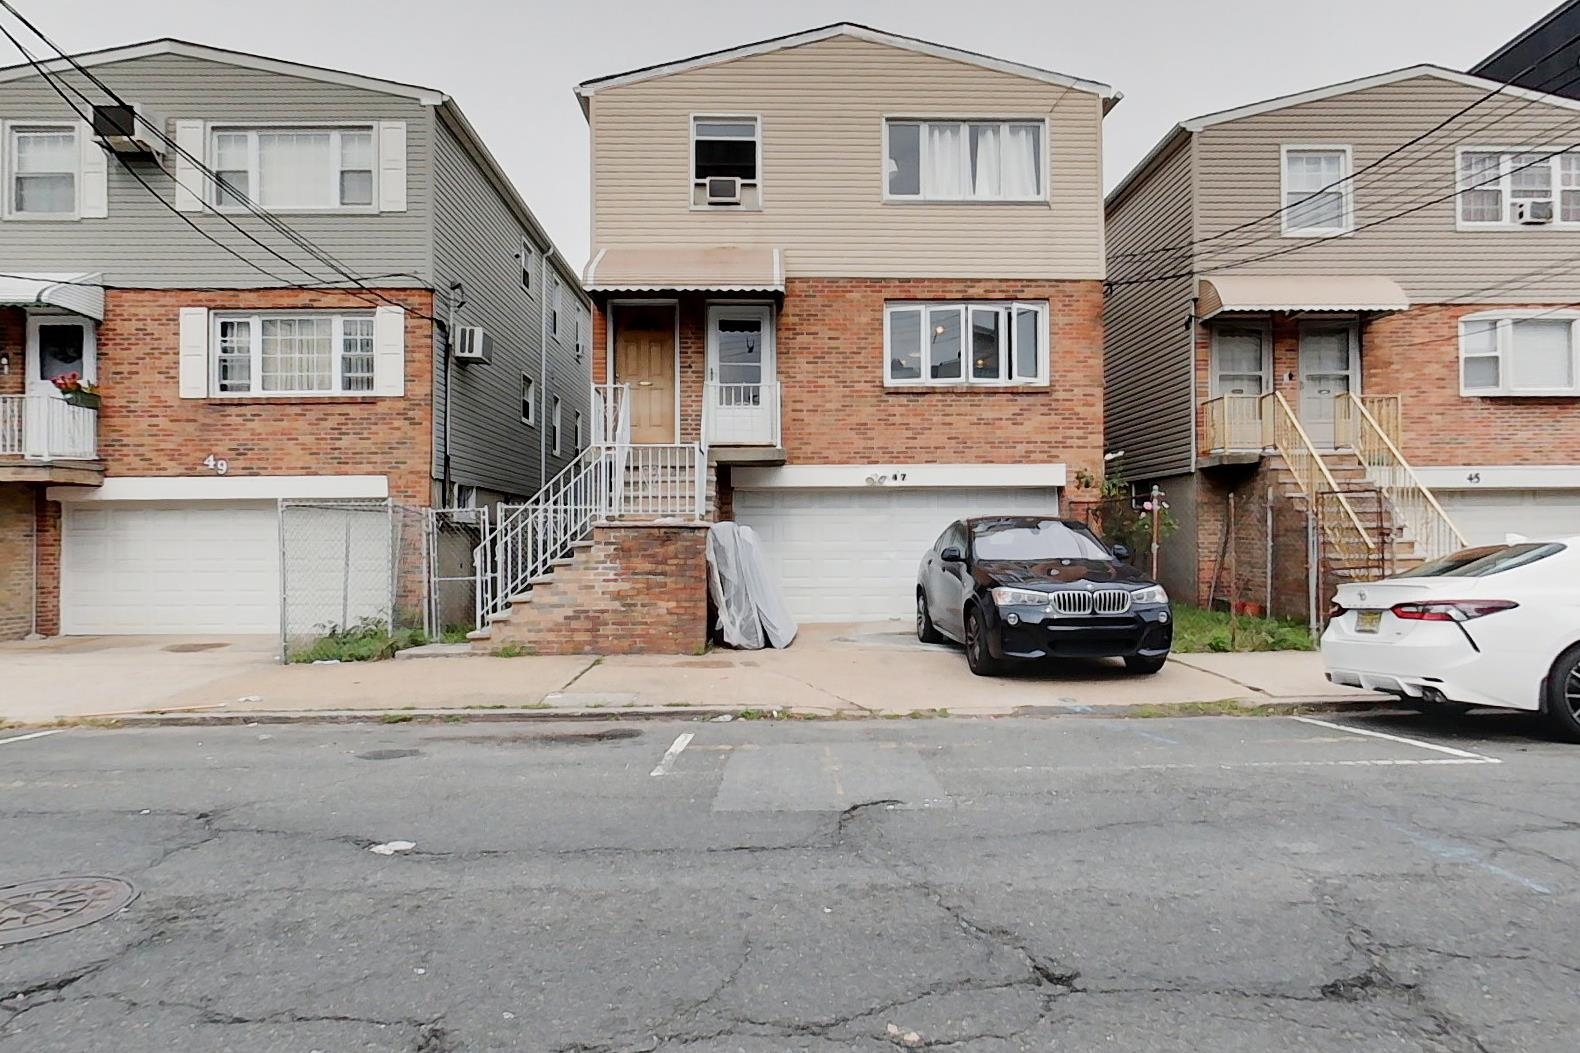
[381,713,415,724]
[490,644,535,658]
[1170,606,1315,653]
[439,625,474,645]
[906,708,949,719]
[290,621,426,664]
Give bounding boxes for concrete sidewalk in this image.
[0,624,1378,727]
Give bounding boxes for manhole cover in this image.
[0,877,137,946]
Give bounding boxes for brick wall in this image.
[0,485,36,639]
[0,308,22,396]
[484,523,708,655]
[593,278,1106,499]
[92,287,436,503]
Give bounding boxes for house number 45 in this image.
[203,454,230,476]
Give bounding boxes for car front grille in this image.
[1051,589,1133,617]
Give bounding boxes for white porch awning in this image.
[0,272,105,321]
[1198,275,1409,320]
[584,247,783,293]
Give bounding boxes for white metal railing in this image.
[1201,394,1265,453]
[590,383,632,447]
[0,395,98,461]
[703,381,781,447]
[1333,392,1467,562]
[611,444,707,520]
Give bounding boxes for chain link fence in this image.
[424,506,489,639]
[1067,487,1172,580]
[278,500,429,662]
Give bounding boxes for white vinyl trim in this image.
[731,463,1068,489]
[48,474,390,502]
[1413,465,1580,489]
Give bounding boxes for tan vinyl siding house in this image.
[587,34,1106,280]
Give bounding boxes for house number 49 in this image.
[203,454,230,476]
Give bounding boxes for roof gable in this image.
[575,22,1115,111]
[0,38,447,103]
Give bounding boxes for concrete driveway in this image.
[0,635,279,725]
[0,624,1372,725]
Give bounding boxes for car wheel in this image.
[964,606,1002,677]
[1543,643,1580,743]
[1124,653,1168,675]
[916,590,943,644]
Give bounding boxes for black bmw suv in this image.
[916,515,1173,677]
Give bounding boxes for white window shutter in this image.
[173,119,204,212]
[178,307,210,398]
[78,122,108,218]
[378,121,406,213]
[373,305,406,396]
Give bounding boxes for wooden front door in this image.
[613,305,677,443]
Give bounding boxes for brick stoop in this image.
[469,521,710,656]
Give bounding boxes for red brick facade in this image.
[482,523,709,655]
[592,277,1107,500]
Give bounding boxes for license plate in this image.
[1355,610,1383,634]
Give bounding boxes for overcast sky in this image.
[10,0,1561,268]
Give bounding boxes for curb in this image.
[1010,697,1401,719]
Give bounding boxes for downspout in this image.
[442,281,465,503]
[539,246,556,487]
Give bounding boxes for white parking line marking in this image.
[649,733,695,777]
[1291,716,1500,763]
[0,729,63,747]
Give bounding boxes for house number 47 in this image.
[203,454,230,476]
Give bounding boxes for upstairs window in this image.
[551,395,562,454]
[885,120,1044,202]
[520,240,535,291]
[692,116,759,207]
[549,277,560,334]
[211,312,376,395]
[521,374,536,425]
[885,301,1048,386]
[209,126,376,210]
[1281,146,1352,236]
[6,124,78,218]
[1459,148,1580,226]
[1460,313,1580,396]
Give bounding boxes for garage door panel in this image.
[733,487,1061,624]
[1437,490,1580,548]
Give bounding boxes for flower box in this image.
[62,390,101,411]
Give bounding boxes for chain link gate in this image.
[423,505,490,640]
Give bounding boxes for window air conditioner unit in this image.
[704,176,742,205]
[1515,199,1555,224]
[453,326,493,364]
[91,103,165,158]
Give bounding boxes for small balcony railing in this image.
[0,395,98,461]
[1201,394,1266,453]
[703,381,781,447]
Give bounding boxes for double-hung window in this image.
[521,374,537,425]
[1458,148,1580,225]
[692,116,759,207]
[209,126,375,210]
[1460,313,1580,396]
[520,239,535,291]
[885,302,1048,386]
[1281,146,1352,235]
[885,120,1044,201]
[551,395,562,454]
[211,312,376,395]
[6,123,78,218]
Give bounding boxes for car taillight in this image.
[1390,600,1519,622]
[1328,602,1346,619]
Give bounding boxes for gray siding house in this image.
[0,39,587,638]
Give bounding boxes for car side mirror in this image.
[940,546,965,564]
[1112,543,1132,563]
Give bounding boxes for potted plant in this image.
[51,372,100,411]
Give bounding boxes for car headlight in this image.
[991,587,1051,607]
[1131,585,1169,605]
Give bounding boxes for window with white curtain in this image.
[6,124,78,217]
[211,312,376,395]
[885,301,1048,386]
[1212,327,1268,396]
[1458,147,1580,226]
[885,120,1043,202]
[1281,146,1352,235]
[1460,314,1580,396]
[208,127,376,210]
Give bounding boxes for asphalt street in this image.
[1,710,1577,1052]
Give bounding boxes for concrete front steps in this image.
[1265,450,1426,583]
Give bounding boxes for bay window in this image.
[7,124,78,217]
[885,120,1044,202]
[1281,146,1351,235]
[212,312,377,395]
[1460,313,1580,396]
[885,302,1048,386]
[1458,148,1580,226]
[209,126,376,210]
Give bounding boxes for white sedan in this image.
[1322,537,1580,740]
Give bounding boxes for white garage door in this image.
[1436,489,1580,548]
[733,487,1061,623]
[62,502,281,634]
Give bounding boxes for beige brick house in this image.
[1104,65,1580,618]
[474,23,1115,652]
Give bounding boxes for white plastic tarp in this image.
[706,522,798,649]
